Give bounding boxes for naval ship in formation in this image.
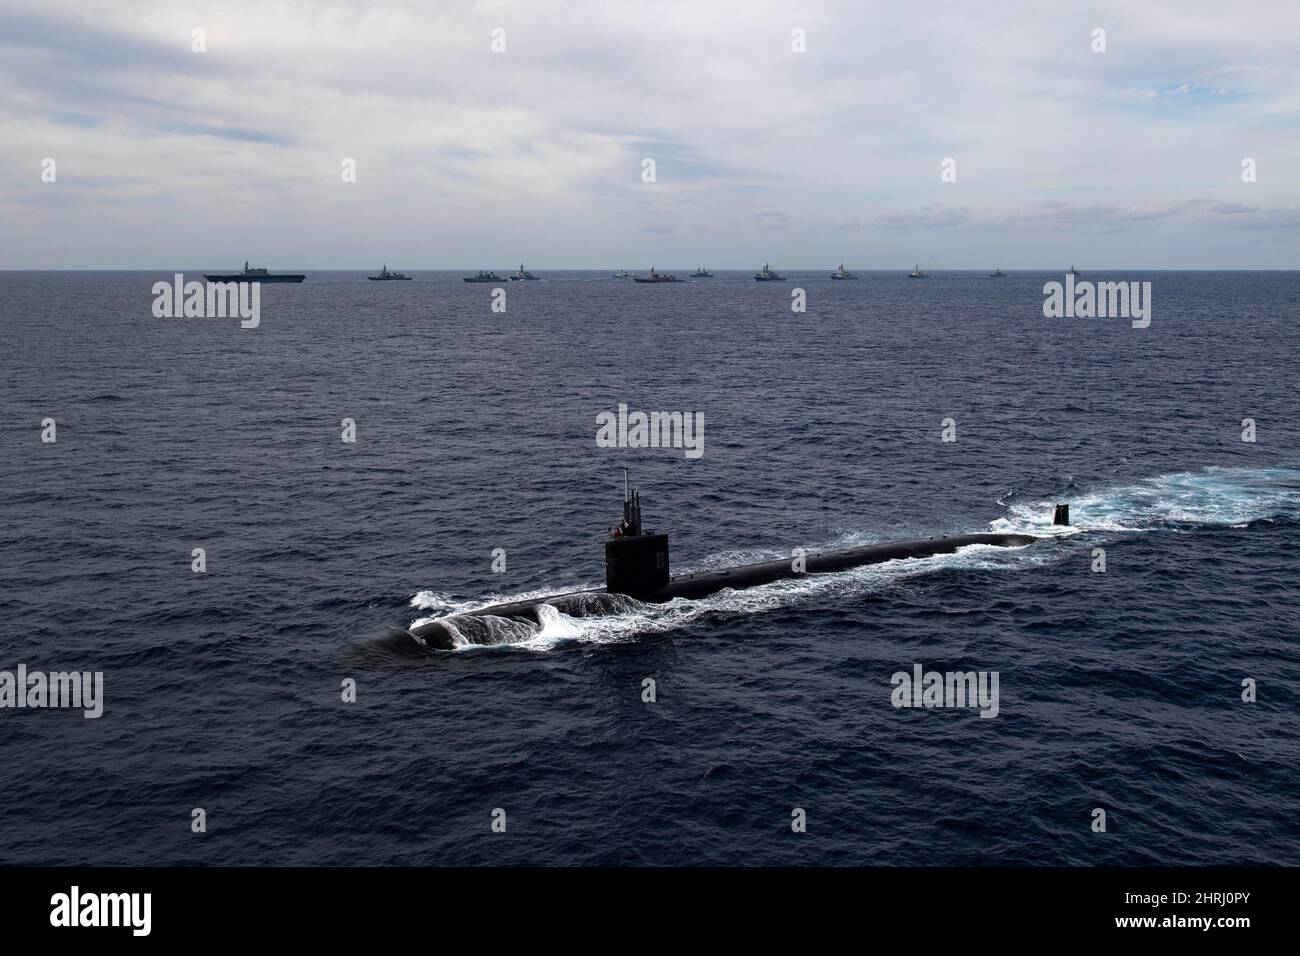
[203,261,305,283]
[368,265,411,280]
[633,266,683,283]
[199,260,1067,287]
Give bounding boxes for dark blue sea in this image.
[2,269,1298,865]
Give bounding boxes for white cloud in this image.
[3,0,1299,267]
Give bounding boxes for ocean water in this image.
[1,269,1298,865]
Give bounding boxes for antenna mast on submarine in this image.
[620,468,643,536]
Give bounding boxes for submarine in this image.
[400,475,1066,652]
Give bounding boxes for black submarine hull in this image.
[407,531,1038,651]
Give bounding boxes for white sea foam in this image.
[414,466,1299,653]
[410,542,1043,653]
[991,465,1300,535]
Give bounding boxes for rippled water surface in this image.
[2,270,1298,865]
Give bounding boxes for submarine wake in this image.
[388,541,1046,655]
[991,465,1300,535]
[358,465,1299,658]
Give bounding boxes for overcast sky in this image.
[3,0,1298,269]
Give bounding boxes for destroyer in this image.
[754,263,786,281]
[368,265,411,280]
[831,262,857,279]
[393,475,1060,651]
[463,270,506,283]
[509,263,538,280]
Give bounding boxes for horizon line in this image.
[4,267,1299,273]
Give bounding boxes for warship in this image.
[203,261,304,283]
[633,267,683,283]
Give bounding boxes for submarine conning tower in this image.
[605,472,670,596]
